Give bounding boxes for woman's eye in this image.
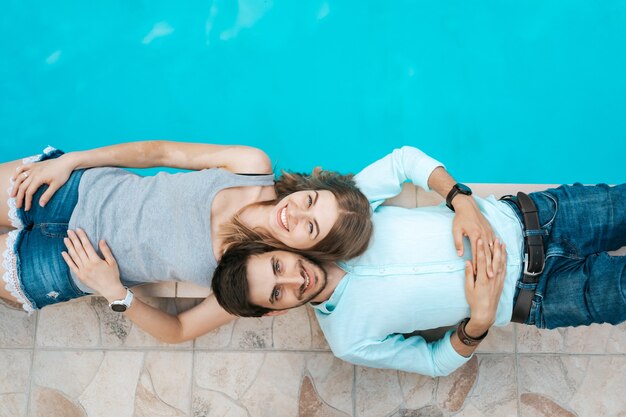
[273,288,281,300]
[274,261,281,273]
[307,195,313,207]
[308,222,314,234]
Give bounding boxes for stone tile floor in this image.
[1,296,625,417]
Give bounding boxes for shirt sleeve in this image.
[338,329,470,377]
[354,146,444,211]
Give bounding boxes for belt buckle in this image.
[523,253,544,276]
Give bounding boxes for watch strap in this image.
[108,288,134,312]
[456,318,488,347]
[446,183,472,212]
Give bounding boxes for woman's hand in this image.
[11,155,76,210]
[62,229,125,301]
[452,195,497,277]
[463,239,506,334]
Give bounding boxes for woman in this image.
[0,141,372,342]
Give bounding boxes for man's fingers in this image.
[475,239,488,281]
[454,230,464,256]
[464,260,475,293]
[469,239,477,273]
[483,240,494,278]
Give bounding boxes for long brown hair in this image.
[220,168,372,261]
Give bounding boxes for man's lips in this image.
[300,264,314,296]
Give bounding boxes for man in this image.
[212,177,626,377]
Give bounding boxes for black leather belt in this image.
[501,192,545,324]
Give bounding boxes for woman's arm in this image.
[63,228,237,343]
[12,141,272,210]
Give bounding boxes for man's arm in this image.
[354,146,497,273]
[427,166,497,275]
[331,239,505,376]
[63,229,237,343]
[450,238,506,357]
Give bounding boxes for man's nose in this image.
[276,275,303,287]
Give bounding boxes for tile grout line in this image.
[352,365,357,417]
[514,324,521,417]
[190,342,196,417]
[25,311,40,417]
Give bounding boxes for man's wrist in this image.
[450,194,474,209]
[465,318,492,339]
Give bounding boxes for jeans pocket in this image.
[538,191,559,230]
[38,223,69,238]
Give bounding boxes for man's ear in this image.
[263,310,289,317]
[311,166,323,176]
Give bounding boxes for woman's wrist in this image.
[59,151,84,170]
[101,284,128,303]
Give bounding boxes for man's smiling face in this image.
[246,250,328,311]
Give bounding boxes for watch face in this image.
[457,183,472,194]
[111,303,127,313]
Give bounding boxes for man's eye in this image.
[307,195,313,207]
[308,222,314,234]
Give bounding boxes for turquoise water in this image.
[1,1,625,183]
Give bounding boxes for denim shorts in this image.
[4,148,87,312]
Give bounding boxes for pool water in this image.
[1,1,625,183]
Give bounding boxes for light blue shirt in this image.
[313,146,524,376]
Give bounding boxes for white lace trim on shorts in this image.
[2,146,57,313]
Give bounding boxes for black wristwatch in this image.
[445,183,472,211]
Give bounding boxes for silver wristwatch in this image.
[108,288,134,312]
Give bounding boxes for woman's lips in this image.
[278,206,289,231]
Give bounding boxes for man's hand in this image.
[452,195,497,277]
[11,155,76,210]
[463,239,506,336]
[62,229,126,302]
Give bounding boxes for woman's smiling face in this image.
[267,190,339,250]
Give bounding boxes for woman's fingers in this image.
[63,235,83,269]
[66,230,89,263]
[74,228,99,259]
[38,183,60,208]
[99,240,117,267]
[61,251,79,275]
[14,176,32,208]
[23,178,44,211]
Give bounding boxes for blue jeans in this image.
[14,150,87,309]
[508,184,626,329]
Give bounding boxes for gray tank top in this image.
[68,167,274,293]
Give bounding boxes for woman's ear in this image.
[311,166,323,176]
[264,310,289,317]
